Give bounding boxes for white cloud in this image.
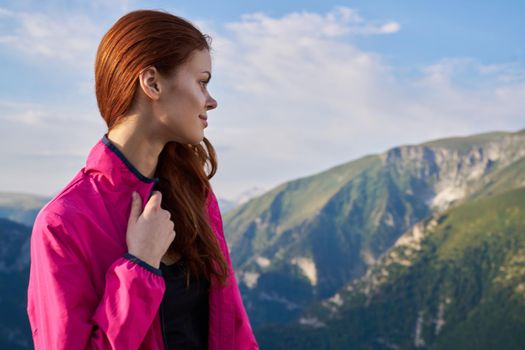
[0,5,523,201]
[0,99,106,196]
[0,7,14,16]
[0,100,99,126]
[378,21,400,34]
[223,6,399,40]
[0,7,102,67]
[200,7,525,199]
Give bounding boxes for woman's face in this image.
[155,48,218,145]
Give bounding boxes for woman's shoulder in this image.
[34,170,97,232]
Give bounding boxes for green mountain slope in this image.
[256,186,525,349]
[223,129,525,329]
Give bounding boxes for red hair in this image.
[95,9,228,287]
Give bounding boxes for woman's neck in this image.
[106,117,165,179]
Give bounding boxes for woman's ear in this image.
[138,66,162,101]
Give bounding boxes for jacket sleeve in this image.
[27,211,165,349]
[206,189,260,349]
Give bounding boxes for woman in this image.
[27,9,259,350]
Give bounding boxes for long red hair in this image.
[95,9,228,287]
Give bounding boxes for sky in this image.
[0,0,524,201]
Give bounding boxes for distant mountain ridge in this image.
[218,186,268,214]
[0,192,51,227]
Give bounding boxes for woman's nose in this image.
[207,95,218,111]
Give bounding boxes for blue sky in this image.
[0,0,524,201]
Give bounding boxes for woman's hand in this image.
[126,190,176,269]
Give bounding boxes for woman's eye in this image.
[200,80,208,88]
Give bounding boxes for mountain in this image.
[217,197,238,214]
[232,186,268,205]
[256,185,525,349]
[0,192,51,227]
[0,217,33,349]
[218,186,268,214]
[222,129,525,330]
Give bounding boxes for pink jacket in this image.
[27,134,259,349]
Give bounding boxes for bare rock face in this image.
[379,132,525,210]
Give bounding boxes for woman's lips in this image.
[199,115,208,127]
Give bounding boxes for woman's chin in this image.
[189,134,205,145]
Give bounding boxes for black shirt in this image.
[160,258,210,350]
